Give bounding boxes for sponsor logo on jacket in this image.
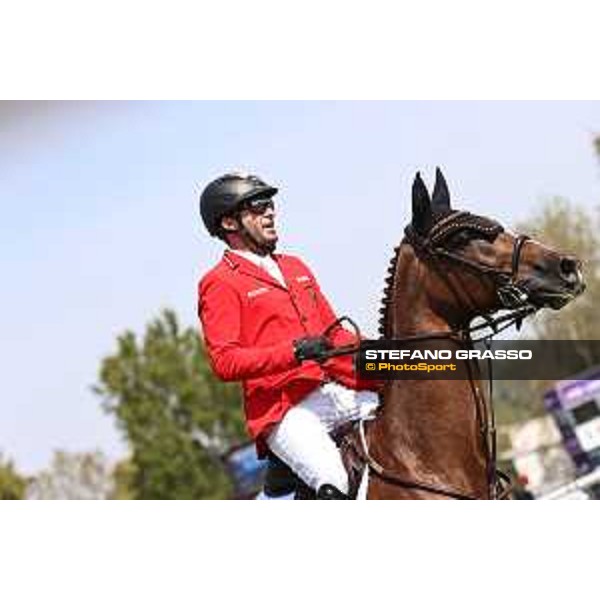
[247,287,270,298]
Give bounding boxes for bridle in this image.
[322,211,538,500]
[407,210,531,317]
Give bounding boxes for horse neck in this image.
[389,243,451,335]
[374,242,489,496]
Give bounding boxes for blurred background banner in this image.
[1,101,600,499]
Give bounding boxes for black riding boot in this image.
[316,483,350,500]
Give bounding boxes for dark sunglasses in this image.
[242,197,275,215]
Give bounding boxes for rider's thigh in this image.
[266,404,349,493]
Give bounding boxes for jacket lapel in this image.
[272,254,298,289]
[223,250,288,290]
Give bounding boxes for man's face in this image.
[225,197,278,251]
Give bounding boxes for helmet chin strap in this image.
[235,215,276,255]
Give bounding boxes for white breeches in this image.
[266,381,379,494]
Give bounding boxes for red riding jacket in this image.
[198,250,378,456]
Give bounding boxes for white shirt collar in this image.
[230,249,286,287]
[230,249,271,268]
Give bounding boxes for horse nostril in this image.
[560,257,578,276]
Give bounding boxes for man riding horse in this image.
[198,170,585,500]
[197,172,380,499]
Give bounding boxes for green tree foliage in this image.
[94,309,247,499]
[0,454,26,500]
[27,450,115,499]
[109,459,137,499]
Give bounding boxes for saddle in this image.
[262,421,368,500]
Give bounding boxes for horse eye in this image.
[448,231,472,248]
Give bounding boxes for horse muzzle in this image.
[524,276,585,310]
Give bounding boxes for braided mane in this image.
[378,244,402,339]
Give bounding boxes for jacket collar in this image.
[223,249,288,290]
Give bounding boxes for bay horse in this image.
[356,169,585,499]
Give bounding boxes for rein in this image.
[321,211,537,500]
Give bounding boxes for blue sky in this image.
[1,101,599,473]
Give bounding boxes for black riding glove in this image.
[293,336,333,363]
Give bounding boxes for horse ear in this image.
[412,172,432,233]
[432,167,451,212]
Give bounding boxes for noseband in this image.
[498,233,530,308]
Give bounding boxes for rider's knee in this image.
[316,464,349,496]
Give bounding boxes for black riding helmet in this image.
[199,172,278,237]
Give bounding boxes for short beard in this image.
[237,220,277,255]
[262,237,277,253]
[250,236,277,256]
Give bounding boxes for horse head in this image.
[402,168,585,328]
